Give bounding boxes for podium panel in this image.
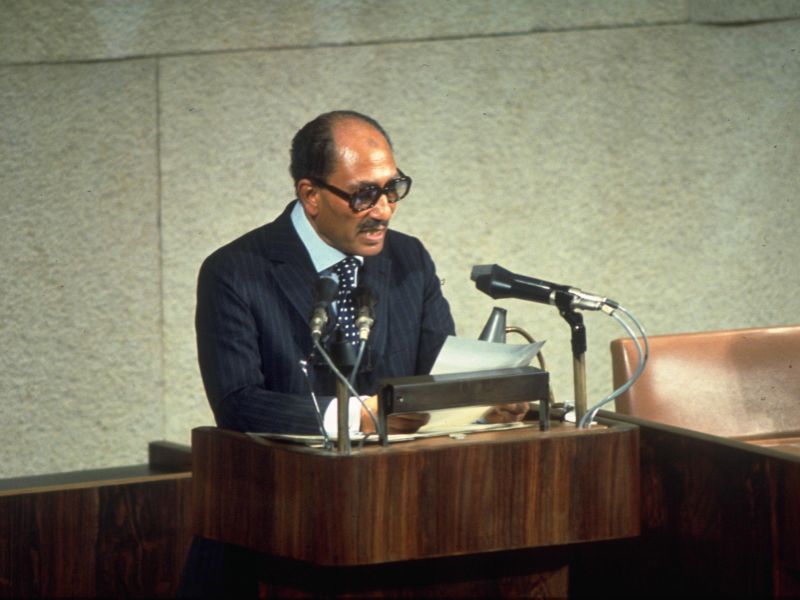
[192,423,639,576]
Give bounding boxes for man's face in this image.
[299,120,399,257]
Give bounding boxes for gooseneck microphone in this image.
[471,264,616,311]
[353,285,378,341]
[309,273,340,341]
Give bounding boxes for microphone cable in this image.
[348,339,367,387]
[578,304,649,429]
[298,358,333,449]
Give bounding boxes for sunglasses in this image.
[311,169,412,213]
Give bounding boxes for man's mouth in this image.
[358,220,389,237]
[359,228,386,243]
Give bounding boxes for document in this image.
[249,336,546,447]
[418,336,546,432]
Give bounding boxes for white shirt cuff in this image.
[323,396,363,437]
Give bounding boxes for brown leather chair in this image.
[610,325,800,438]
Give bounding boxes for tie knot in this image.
[334,256,359,289]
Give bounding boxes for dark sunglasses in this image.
[311,169,412,213]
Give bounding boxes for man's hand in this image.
[360,395,431,434]
[480,402,530,424]
[387,412,431,433]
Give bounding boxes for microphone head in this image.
[313,273,340,309]
[353,285,377,342]
[471,263,557,304]
[470,264,494,282]
[471,264,514,299]
[353,285,378,310]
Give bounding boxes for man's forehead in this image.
[332,120,394,175]
[333,118,387,147]
[337,144,392,168]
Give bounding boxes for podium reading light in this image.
[478,307,507,343]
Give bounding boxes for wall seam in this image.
[155,57,167,441]
[0,19,698,68]
[3,14,799,68]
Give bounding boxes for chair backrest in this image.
[610,325,800,438]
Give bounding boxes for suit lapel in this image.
[261,203,318,326]
[362,249,391,362]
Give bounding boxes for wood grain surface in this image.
[192,422,640,567]
[571,412,800,598]
[0,465,192,598]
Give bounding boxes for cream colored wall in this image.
[2,1,799,478]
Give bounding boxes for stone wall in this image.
[2,0,798,477]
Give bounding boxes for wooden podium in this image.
[192,420,640,597]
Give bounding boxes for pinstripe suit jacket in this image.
[195,201,455,434]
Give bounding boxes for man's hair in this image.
[289,110,392,184]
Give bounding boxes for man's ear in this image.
[296,179,319,216]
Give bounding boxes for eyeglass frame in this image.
[309,169,412,213]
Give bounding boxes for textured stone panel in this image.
[0,61,161,478]
[161,20,799,441]
[0,0,688,64]
[691,0,800,22]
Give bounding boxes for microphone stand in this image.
[330,331,357,454]
[554,291,588,426]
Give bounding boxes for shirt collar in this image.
[290,200,363,273]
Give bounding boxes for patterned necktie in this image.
[333,256,360,343]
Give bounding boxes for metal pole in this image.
[555,291,589,428]
[336,378,351,454]
[573,352,587,426]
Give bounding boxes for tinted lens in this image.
[352,187,382,211]
[391,177,411,200]
[349,175,412,212]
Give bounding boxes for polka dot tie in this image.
[333,256,360,343]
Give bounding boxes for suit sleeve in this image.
[195,253,332,434]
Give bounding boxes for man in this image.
[195,110,458,436]
[182,111,528,598]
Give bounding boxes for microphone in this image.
[471,264,615,311]
[353,285,378,341]
[309,273,340,341]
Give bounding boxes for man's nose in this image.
[368,194,393,220]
